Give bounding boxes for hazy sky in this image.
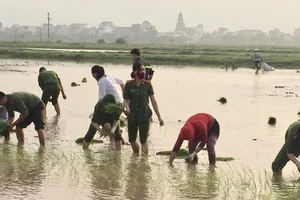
[1,0,300,33]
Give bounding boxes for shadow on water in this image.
[0,145,46,199]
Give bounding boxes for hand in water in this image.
[63,94,67,100]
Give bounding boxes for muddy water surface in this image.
[0,59,299,200]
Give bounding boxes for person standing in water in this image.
[83,94,123,150]
[272,120,300,177]
[169,113,220,166]
[131,48,154,81]
[38,67,67,115]
[0,91,46,146]
[123,63,164,155]
[251,49,263,74]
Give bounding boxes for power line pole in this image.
[47,12,50,42]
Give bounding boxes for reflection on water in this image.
[0,145,45,199]
[0,59,300,199]
[125,156,151,200]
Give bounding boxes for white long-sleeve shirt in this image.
[98,74,123,103]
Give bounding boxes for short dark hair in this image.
[132,62,143,72]
[0,92,6,99]
[130,48,140,56]
[91,65,105,80]
[39,67,46,73]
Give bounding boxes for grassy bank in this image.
[1,41,300,68]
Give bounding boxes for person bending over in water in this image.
[83,94,123,150]
[0,91,46,146]
[38,67,67,115]
[123,63,164,155]
[272,120,300,177]
[169,113,220,166]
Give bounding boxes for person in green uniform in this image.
[82,94,123,150]
[272,120,300,176]
[0,91,46,146]
[38,67,67,115]
[123,63,164,155]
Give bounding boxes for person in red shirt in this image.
[169,113,220,166]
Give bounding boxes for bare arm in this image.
[169,151,177,164]
[110,120,119,133]
[148,74,154,81]
[58,78,67,99]
[287,153,300,165]
[120,84,125,92]
[150,95,163,125]
[91,122,101,132]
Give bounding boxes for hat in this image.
[179,124,194,140]
[254,49,259,52]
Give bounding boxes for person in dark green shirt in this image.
[38,67,67,115]
[272,120,300,176]
[123,63,164,155]
[83,94,123,151]
[0,91,46,146]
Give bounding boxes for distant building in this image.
[175,12,185,31]
[70,23,88,34]
[174,12,204,43]
[98,21,115,35]
[54,24,71,36]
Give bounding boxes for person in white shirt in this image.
[91,65,124,103]
[90,65,126,146]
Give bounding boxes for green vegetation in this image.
[75,137,103,144]
[0,122,8,136]
[1,41,300,68]
[81,78,87,83]
[71,82,80,87]
[217,97,227,104]
[216,157,234,162]
[268,117,277,125]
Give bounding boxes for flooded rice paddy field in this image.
[0,59,300,200]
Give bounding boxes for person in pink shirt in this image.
[169,113,220,166]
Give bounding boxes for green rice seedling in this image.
[105,103,123,116]
[0,122,8,136]
[71,82,80,86]
[217,97,227,104]
[156,149,189,157]
[81,78,87,83]
[268,117,276,125]
[75,137,103,144]
[216,157,234,162]
[120,117,127,128]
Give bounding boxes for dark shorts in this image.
[16,102,45,130]
[255,61,260,70]
[84,119,122,143]
[127,116,150,144]
[42,84,60,106]
[210,118,220,138]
